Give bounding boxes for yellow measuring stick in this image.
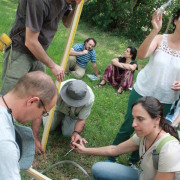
[41,0,85,151]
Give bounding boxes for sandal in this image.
[95,82,106,88]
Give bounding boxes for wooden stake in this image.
[24,168,51,180]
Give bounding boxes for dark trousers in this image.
[108,88,172,163]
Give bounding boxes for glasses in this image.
[39,99,49,117]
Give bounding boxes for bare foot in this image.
[117,87,123,94]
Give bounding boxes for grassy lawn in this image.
[0,1,149,179]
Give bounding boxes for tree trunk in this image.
[133,0,142,12]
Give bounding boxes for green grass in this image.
[0,1,158,179]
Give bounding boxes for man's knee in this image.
[43,116,60,132]
[61,116,76,136]
[71,68,85,78]
[62,129,72,137]
[66,56,76,72]
[72,71,84,78]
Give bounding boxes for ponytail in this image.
[160,117,179,140]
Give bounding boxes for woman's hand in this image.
[72,141,86,154]
[151,9,163,33]
[171,81,180,91]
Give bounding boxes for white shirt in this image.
[0,106,21,180]
[134,34,180,104]
[133,133,180,180]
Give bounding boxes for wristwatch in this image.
[73,130,81,135]
[64,4,73,16]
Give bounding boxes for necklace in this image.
[2,96,14,124]
[140,129,162,162]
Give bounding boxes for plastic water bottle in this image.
[157,0,171,16]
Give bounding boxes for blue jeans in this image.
[91,162,139,180]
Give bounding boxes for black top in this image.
[118,57,138,74]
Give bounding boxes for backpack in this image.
[152,135,176,170]
[166,97,180,125]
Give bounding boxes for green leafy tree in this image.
[82,0,179,41]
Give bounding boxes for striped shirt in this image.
[73,44,96,68]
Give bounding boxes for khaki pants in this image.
[43,112,77,137]
[1,48,45,95]
[66,56,85,78]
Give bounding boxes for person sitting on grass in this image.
[96,46,138,95]
[65,38,99,78]
[72,96,180,180]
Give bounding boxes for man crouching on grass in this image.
[0,71,58,179]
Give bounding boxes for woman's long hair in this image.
[121,46,137,63]
[128,46,137,60]
[132,96,179,140]
[173,8,180,32]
